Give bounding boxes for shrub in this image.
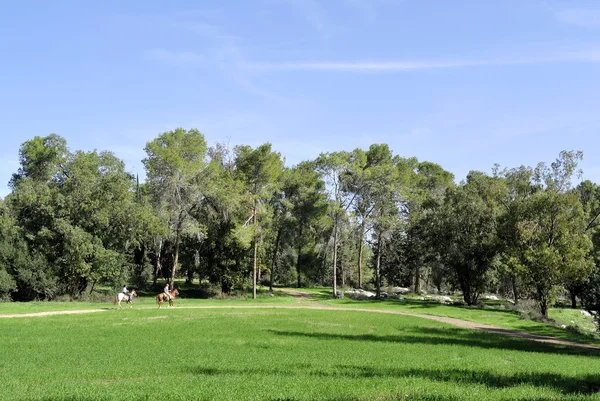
[511,299,555,323]
[0,268,16,301]
[581,266,600,332]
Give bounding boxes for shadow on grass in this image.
[333,298,518,316]
[186,364,600,396]
[321,298,600,345]
[267,327,600,357]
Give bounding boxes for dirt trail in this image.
[1,302,598,351]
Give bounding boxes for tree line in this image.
[1,129,600,325]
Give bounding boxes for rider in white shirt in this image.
[122,286,130,300]
[164,283,172,300]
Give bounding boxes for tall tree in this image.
[401,160,454,293]
[143,128,208,285]
[432,172,502,305]
[503,151,593,317]
[0,199,20,300]
[316,151,354,297]
[235,143,283,299]
[284,162,328,288]
[366,146,404,297]
[9,136,145,297]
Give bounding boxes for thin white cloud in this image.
[555,8,600,28]
[247,60,488,72]
[245,48,600,72]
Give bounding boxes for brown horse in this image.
[156,288,179,309]
[115,290,137,309]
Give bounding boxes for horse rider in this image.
[164,283,172,301]
[122,286,130,301]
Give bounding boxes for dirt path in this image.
[1,303,598,351]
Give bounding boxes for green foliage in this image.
[582,265,600,331]
[431,172,502,305]
[5,135,154,298]
[0,268,16,301]
[9,133,67,186]
[143,128,209,283]
[2,132,597,316]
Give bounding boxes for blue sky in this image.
[1,0,600,197]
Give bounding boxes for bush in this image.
[0,268,16,301]
[132,262,154,291]
[581,266,600,332]
[511,299,555,323]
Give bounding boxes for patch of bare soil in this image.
[280,289,317,302]
[0,309,109,318]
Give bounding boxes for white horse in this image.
[115,290,137,309]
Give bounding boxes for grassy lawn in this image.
[2,306,600,400]
[1,287,598,347]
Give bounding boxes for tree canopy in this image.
[1,131,598,328]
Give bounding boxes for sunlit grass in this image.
[1,286,598,348]
[2,307,600,400]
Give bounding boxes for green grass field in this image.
[1,290,600,400]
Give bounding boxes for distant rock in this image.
[483,295,499,301]
[345,288,376,300]
[423,295,452,304]
[581,310,592,317]
[391,287,411,294]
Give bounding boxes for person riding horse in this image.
[122,286,131,301]
[157,285,179,308]
[115,289,137,309]
[163,283,172,302]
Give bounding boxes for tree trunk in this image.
[540,299,548,319]
[221,277,231,294]
[459,273,473,306]
[414,265,421,294]
[511,275,518,305]
[171,226,182,286]
[357,220,365,289]
[570,291,577,309]
[269,227,282,294]
[341,249,345,287]
[296,242,302,288]
[375,232,382,298]
[153,238,163,285]
[252,200,258,300]
[332,218,339,298]
[537,285,549,319]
